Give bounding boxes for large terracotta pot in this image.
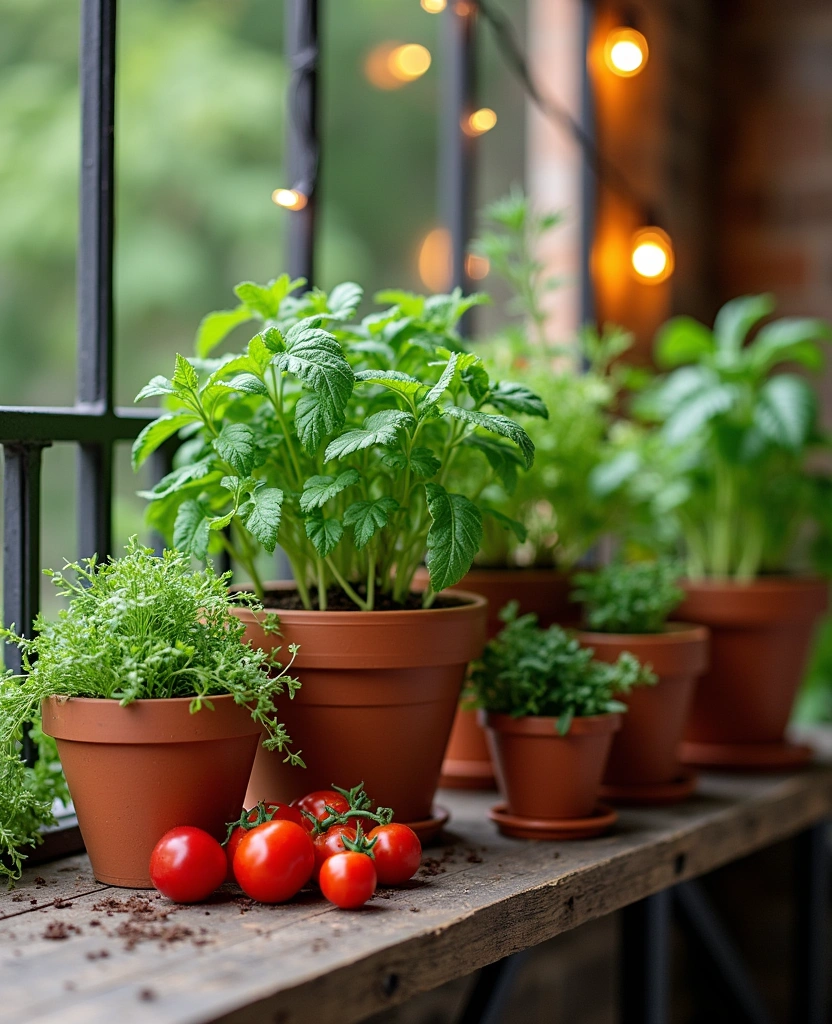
[483,711,621,820]
[576,625,709,802]
[678,577,828,770]
[41,695,261,888]
[441,568,576,789]
[235,588,487,829]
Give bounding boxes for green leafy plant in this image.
[628,296,832,579]
[0,539,301,880]
[133,275,544,609]
[469,189,637,568]
[468,603,654,735]
[571,560,684,634]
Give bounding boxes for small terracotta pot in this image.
[235,587,487,825]
[441,568,576,790]
[482,711,621,820]
[677,578,828,767]
[576,625,709,791]
[41,695,261,888]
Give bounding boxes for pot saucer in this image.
[405,805,450,845]
[488,803,617,840]
[680,739,814,773]
[600,772,698,807]
[439,758,496,791]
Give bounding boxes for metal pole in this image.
[285,0,319,286]
[793,823,830,1024]
[579,0,596,327]
[620,889,672,1024]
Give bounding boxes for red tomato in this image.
[150,826,226,904]
[368,824,422,885]
[319,852,377,909]
[225,803,305,877]
[312,825,356,881]
[292,790,350,830]
[233,820,314,903]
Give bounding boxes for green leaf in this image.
[353,370,425,397]
[137,460,217,501]
[749,318,831,374]
[323,410,413,461]
[462,436,524,492]
[300,469,360,512]
[654,316,714,368]
[424,483,483,592]
[327,282,363,320]
[277,323,354,424]
[131,413,198,469]
[213,423,256,477]
[482,506,527,543]
[343,497,399,549]
[260,326,286,354]
[195,305,252,358]
[234,281,279,319]
[172,354,199,392]
[135,375,176,402]
[590,451,641,496]
[295,392,344,454]
[422,352,459,409]
[754,374,816,450]
[461,363,491,404]
[209,509,236,531]
[239,486,284,552]
[226,373,270,396]
[409,447,441,478]
[173,500,211,559]
[486,381,548,418]
[713,294,775,359]
[663,383,738,445]
[445,407,535,469]
[305,513,344,557]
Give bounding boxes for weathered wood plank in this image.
[2,758,831,1024]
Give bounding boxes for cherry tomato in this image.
[233,819,314,903]
[150,826,226,904]
[319,851,377,909]
[312,825,356,881]
[225,803,305,876]
[367,824,422,886]
[292,790,350,830]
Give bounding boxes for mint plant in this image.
[134,275,544,609]
[571,560,683,634]
[469,603,654,736]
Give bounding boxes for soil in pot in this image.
[677,578,828,770]
[483,710,620,837]
[235,585,487,830]
[577,625,709,805]
[441,568,577,790]
[41,694,261,888]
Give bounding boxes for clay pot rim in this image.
[42,693,242,708]
[231,581,488,623]
[458,567,572,582]
[576,622,709,645]
[682,575,828,594]
[483,711,622,737]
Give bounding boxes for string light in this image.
[630,227,674,283]
[466,253,490,279]
[418,228,452,292]
[463,107,497,136]
[420,0,447,11]
[603,27,649,77]
[271,188,308,211]
[364,43,432,90]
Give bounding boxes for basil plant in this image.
[133,276,545,609]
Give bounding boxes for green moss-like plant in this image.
[571,560,683,634]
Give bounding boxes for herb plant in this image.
[469,603,655,735]
[628,295,832,580]
[133,276,544,608]
[0,540,301,879]
[571,560,684,634]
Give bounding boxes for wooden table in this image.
[2,757,831,1024]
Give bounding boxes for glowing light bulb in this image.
[603,27,649,77]
[466,252,490,280]
[364,42,431,89]
[271,188,308,211]
[421,0,447,11]
[630,227,674,283]
[463,107,497,136]
[418,227,452,292]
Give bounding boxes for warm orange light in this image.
[271,188,308,211]
[463,107,497,137]
[454,1,476,15]
[421,0,447,11]
[466,252,490,280]
[364,42,431,90]
[630,227,674,283]
[603,27,649,77]
[418,228,452,292]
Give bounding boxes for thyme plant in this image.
[571,560,684,634]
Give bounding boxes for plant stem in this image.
[324,557,369,611]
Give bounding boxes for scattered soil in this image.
[43,921,81,941]
[91,895,195,951]
[261,586,467,613]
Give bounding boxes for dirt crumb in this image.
[43,921,81,940]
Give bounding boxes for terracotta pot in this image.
[482,711,621,820]
[441,568,576,790]
[576,625,709,791]
[677,578,828,767]
[41,695,261,888]
[236,588,487,825]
